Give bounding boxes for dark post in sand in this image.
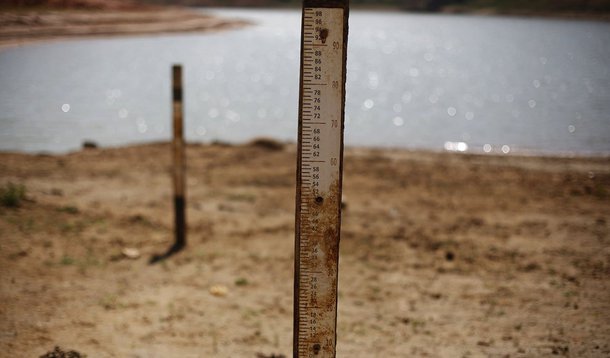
[172,64,186,252]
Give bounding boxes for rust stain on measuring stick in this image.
[303,179,341,355]
[308,179,340,277]
[319,28,329,44]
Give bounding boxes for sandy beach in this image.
[0,6,250,51]
[0,141,609,357]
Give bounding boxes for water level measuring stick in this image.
[294,1,349,357]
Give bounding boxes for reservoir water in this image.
[0,8,609,155]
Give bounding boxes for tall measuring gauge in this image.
[294,1,349,357]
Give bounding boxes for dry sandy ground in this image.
[0,142,609,357]
[0,7,250,50]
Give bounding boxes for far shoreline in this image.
[189,4,610,22]
[0,6,252,51]
[1,4,608,52]
[3,140,609,161]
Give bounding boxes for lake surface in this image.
[1,8,609,155]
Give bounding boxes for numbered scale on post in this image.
[294,2,349,357]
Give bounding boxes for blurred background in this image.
[1,0,609,155]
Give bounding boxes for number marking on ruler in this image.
[295,3,348,358]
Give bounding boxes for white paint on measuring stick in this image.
[295,6,347,358]
[301,8,344,196]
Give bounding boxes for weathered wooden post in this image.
[172,64,186,251]
[150,64,186,263]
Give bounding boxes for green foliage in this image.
[235,277,249,286]
[58,205,79,214]
[0,182,26,208]
[60,255,75,266]
[98,294,120,310]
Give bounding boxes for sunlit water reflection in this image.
[0,8,609,155]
